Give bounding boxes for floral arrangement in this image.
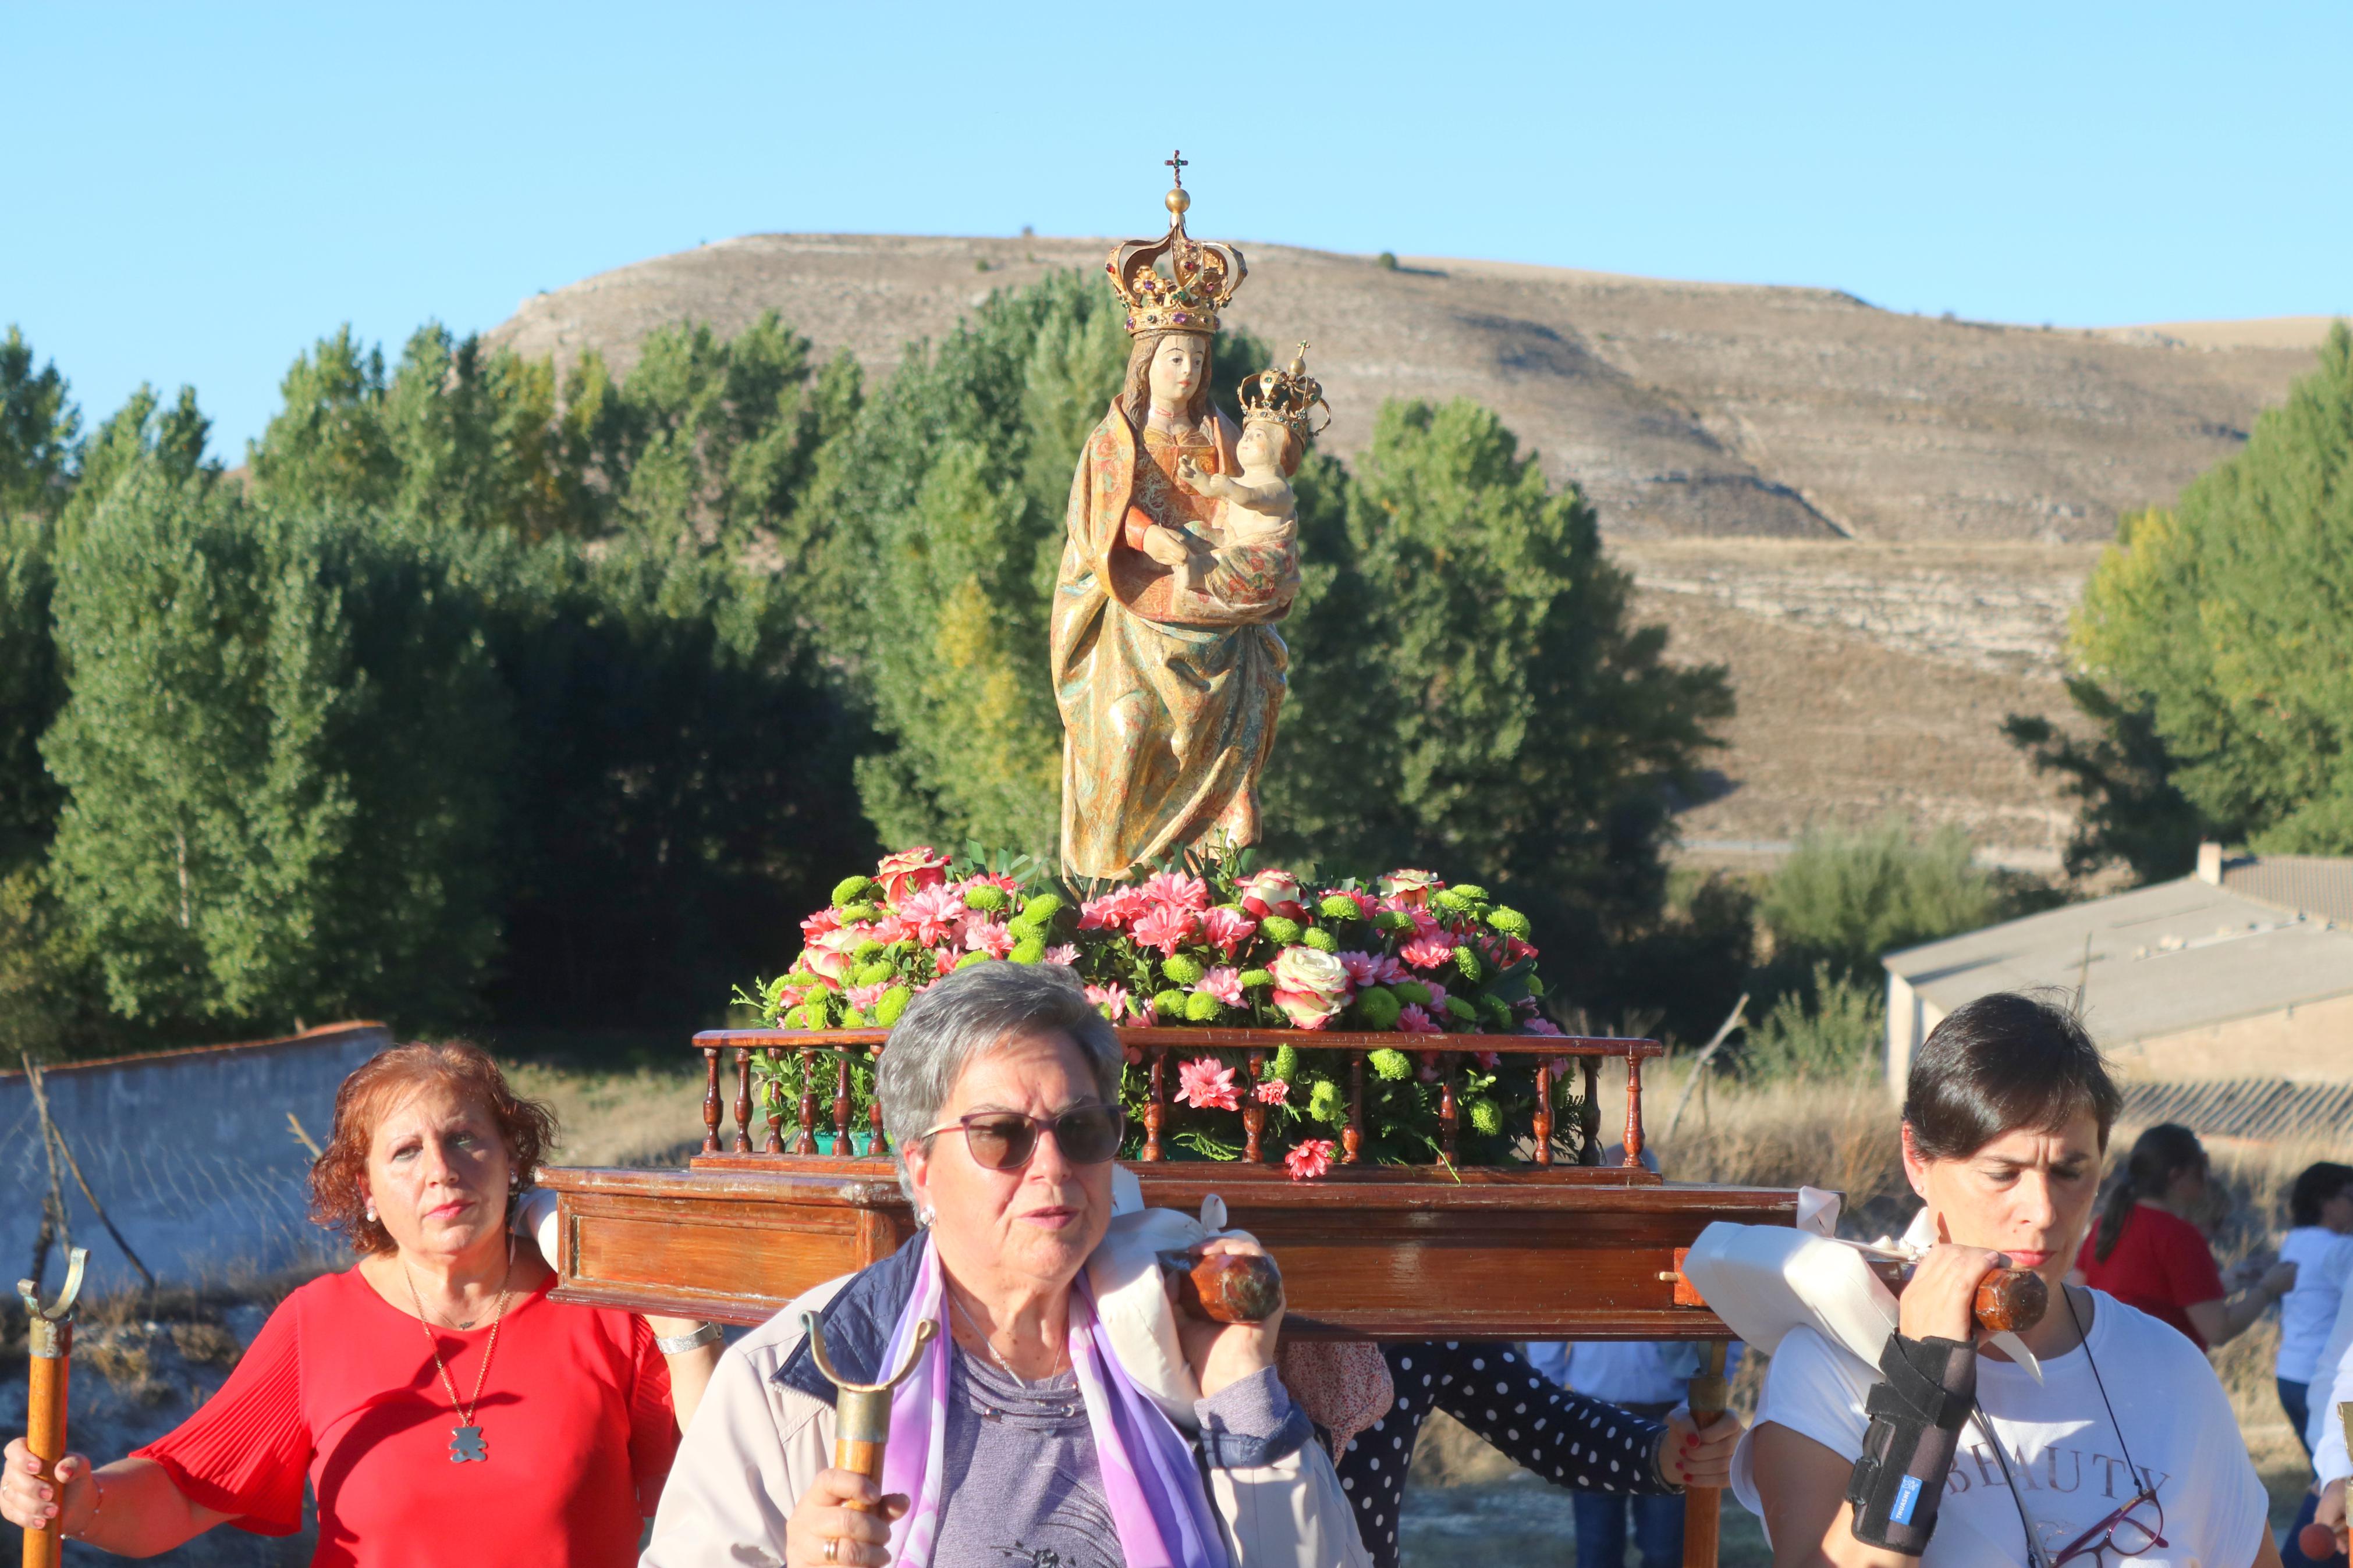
[737,847,1579,1175]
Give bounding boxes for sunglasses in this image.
[920,1106,1125,1171]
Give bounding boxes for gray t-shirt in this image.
[930,1346,1290,1568]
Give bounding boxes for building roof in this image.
[2118,1078,2353,1147]
[2220,854,2353,926]
[1882,876,2353,1047]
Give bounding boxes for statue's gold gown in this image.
[1050,406,1290,879]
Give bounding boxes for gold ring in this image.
[824,1539,840,1564]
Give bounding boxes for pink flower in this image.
[847,982,890,1014]
[1198,966,1245,1007]
[800,907,844,939]
[1044,943,1079,966]
[1380,898,1443,938]
[1284,1139,1336,1181]
[1123,1044,1145,1065]
[1547,1055,1570,1080]
[1422,979,1450,1011]
[1238,869,1307,921]
[1336,950,1408,987]
[1132,903,1198,957]
[1087,982,1132,1020]
[871,914,912,946]
[1177,1056,1240,1111]
[1138,871,1211,912]
[1079,888,1148,931]
[964,920,1016,959]
[1199,905,1258,957]
[875,847,953,904]
[1399,932,1460,971]
[1269,945,1351,1029]
[1397,1003,1442,1035]
[954,871,1023,897]
[1378,869,1444,906]
[1325,887,1380,920]
[932,950,963,977]
[897,886,966,947]
[1474,1050,1501,1069]
[1253,1077,1290,1106]
[1521,1016,1563,1037]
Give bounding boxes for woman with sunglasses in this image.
[1735,992,2281,1567]
[643,959,1368,1568]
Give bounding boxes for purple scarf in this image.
[879,1236,1227,1567]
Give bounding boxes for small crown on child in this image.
[1237,345,1331,445]
[1104,151,1248,336]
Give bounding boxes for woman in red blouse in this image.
[2078,1121,2296,1349]
[0,1041,723,1564]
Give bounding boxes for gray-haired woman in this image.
[643,961,1369,1568]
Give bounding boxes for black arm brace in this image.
[1846,1332,1977,1556]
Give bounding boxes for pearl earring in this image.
[364,1203,377,1222]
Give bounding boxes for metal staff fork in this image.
[19,1248,89,1568]
[803,1314,938,1521]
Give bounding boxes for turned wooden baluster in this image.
[1532,1057,1554,1167]
[1343,1053,1365,1164]
[762,1048,785,1154]
[1142,1048,1167,1162]
[1580,1058,1602,1166]
[733,1047,754,1153]
[868,1045,886,1158]
[833,1055,853,1156]
[1438,1055,1458,1164]
[1243,1051,1266,1163]
[796,1047,819,1156]
[701,1046,722,1154]
[1623,1051,1646,1168]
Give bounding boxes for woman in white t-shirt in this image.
[1736,991,2280,1568]
[2277,1161,2353,1460]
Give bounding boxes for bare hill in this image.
[488,236,2333,867]
[490,233,2321,544]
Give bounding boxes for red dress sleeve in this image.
[623,1317,681,1517]
[132,1293,311,1535]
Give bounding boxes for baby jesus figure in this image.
[1170,416,1303,618]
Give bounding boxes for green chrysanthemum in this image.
[1261,915,1303,945]
[1183,991,1223,1022]
[784,969,819,989]
[831,875,876,907]
[1238,969,1275,990]
[1486,906,1532,938]
[875,986,913,1026]
[1368,1048,1414,1081]
[854,961,896,987]
[963,884,1009,913]
[1451,945,1484,983]
[1373,909,1415,935]
[853,940,887,963]
[1269,1044,1300,1082]
[1021,893,1064,923]
[842,1008,869,1028]
[1010,936,1048,965]
[1466,1096,1502,1136]
[1301,927,1339,954]
[1161,954,1206,986]
[780,1004,808,1030]
[1308,1079,1344,1124]
[1393,981,1432,1008]
[1318,894,1361,922]
[836,901,879,924]
[1355,987,1402,1030]
[1450,884,1490,904]
[1444,995,1479,1024]
[1152,989,1189,1021]
[1430,889,1470,914]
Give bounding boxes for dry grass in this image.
[503,1059,712,1168]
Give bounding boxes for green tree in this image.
[1759,818,2003,980]
[247,326,398,515]
[0,327,78,523]
[2002,671,2208,882]
[58,382,217,541]
[2032,323,2353,862]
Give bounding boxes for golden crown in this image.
[1105,151,1247,336]
[1237,344,1330,445]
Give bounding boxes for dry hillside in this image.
[489,234,2336,865]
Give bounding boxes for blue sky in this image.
[8,1,2348,457]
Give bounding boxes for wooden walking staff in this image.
[1680,1339,1730,1568]
[801,1314,938,1521]
[18,1248,89,1568]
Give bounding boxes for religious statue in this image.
[1051,156,1331,879]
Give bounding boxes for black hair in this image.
[1903,991,2122,1165]
[2290,1161,2353,1229]
[2093,1122,2206,1264]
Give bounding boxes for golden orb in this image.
[1165,186,1190,219]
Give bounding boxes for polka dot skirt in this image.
[1332,1341,1671,1568]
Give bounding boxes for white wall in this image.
[1882,973,1944,1104]
[2,1024,390,1298]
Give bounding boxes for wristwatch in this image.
[656,1322,724,1354]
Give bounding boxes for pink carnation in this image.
[1336,950,1408,987]
[1131,903,1198,957]
[1137,871,1211,912]
[963,920,1016,959]
[1177,1056,1240,1111]
[1521,1016,1563,1037]
[1044,943,1080,966]
[1078,888,1148,931]
[1198,966,1245,1007]
[1397,1003,1442,1035]
[953,871,1023,897]
[1284,1139,1336,1181]
[847,982,891,1014]
[897,886,966,947]
[1473,1050,1502,1069]
[1399,932,1460,971]
[1199,906,1258,957]
[1253,1077,1290,1106]
[1086,982,1133,1021]
[874,847,953,903]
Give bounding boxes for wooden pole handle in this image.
[1681,1339,1730,1568]
[832,1436,885,1513]
[23,1330,68,1568]
[1163,1248,1284,1325]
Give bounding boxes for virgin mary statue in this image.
[1050,166,1297,879]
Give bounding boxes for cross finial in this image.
[1165,149,1188,188]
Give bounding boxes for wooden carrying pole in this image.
[803,1313,936,1519]
[1681,1339,1730,1568]
[19,1248,88,1568]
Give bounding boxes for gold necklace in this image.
[947,1284,1064,1389]
[401,1235,515,1464]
